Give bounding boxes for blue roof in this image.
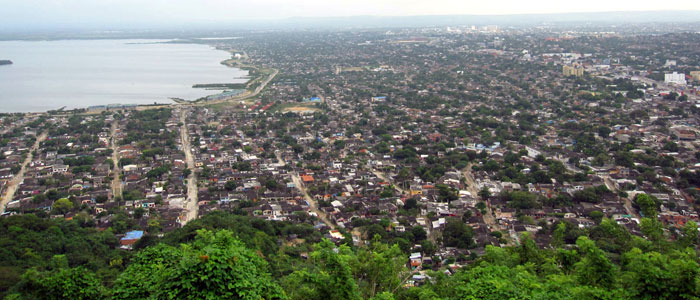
[122,231,144,240]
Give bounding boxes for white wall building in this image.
[665,72,687,85]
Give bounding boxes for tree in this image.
[442,218,475,249]
[225,180,237,191]
[501,191,540,209]
[350,239,407,299]
[634,193,659,218]
[403,198,418,210]
[52,198,73,215]
[574,236,616,289]
[676,220,698,249]
[112,229,284,299]
[478,187,491,199]
[410,226,427,242]
[621,248,700,299]
[10,267,105,300]
[444,263,539,300]
[436,184,457,203]
[588,211,604,224]
[284,239,362,300]
[133,207,145,219]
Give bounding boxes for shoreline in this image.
[0,54,278,116]
[0,40,253,114]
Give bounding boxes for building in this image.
[664,72,687,85]
[563,65,584,77]
[689,71,700,82]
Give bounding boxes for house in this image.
[52,164,69,174]
[301,175,314,183]
[120,230,144,250]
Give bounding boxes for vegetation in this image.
[0,207,697,299]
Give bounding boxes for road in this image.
[603,175,639,218]
[277,149,334,229]
[109,119,123,200]
[371,170,406,195]
[193,68,279,106]
[290,171,335,230]
[274,150,286,166]
[461,163,500,231]
[179,109,199,224]
[1,132,47,213]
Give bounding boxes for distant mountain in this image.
[0,60,12,66]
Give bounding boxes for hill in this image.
[0,210,698,299]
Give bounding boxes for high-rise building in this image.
[563,64,584,77]
[664,72,687,85]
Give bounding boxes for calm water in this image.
[0,39,247,112]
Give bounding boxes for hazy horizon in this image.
[1,0,700,32]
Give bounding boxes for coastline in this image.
[0,52,278,116]
[0,40,253,114]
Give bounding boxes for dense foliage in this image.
[1,210,698,299]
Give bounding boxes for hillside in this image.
[0,208,698,299]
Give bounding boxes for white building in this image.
[665,72,687,85]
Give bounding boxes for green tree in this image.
[574,236,616,289]
[676,220,698,249]
[10,267,105,300]
[225,180,237,191]
[350,238,407,298]
[52,198,74,215]
[621,248,700,299]
[634,193,659,218]
[442,218,475,249]
[284,239,362,300]
[112,229,284,299]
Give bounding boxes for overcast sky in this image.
[1,0,699,29]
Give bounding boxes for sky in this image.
[1,0,699,30]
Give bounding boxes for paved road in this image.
[1,132,47,213]
[193,68,279,106]
[179,109,199,224]
[109,119,123,200]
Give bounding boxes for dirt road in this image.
[603,175,639,218]
[462,163,499,230]
[371,170,406,195]
[179,109,199,223]
[1,132,47,213]
[290,172,335,230]
[109,119,122,199]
